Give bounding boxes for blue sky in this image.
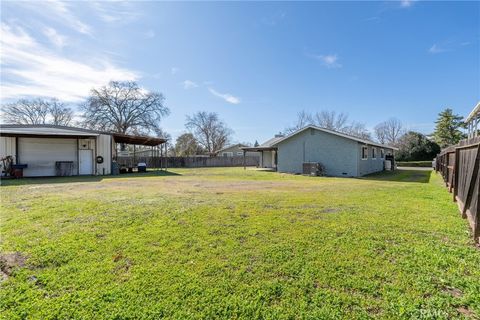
[1,1,479,144]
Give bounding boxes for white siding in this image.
[96,134,111,175]
[261,150,275,168]
[18,138,77,177]
[0,137,16,161]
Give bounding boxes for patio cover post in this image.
[133,144,136,166]
[165,142,168,171]
[243,150,246,170]
[160,143,163,171]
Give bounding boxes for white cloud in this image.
[308,53,342,68]
[182,80,198,89]
[208,88,240,104]
[171,67,179,75]
[89,1,142,24]
[0,23,138,102]
[144,30,155,39]
[428,44,446,54]
[42,26,66,48]
[14,0,93,35]
[400,0,415,7]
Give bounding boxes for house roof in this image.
[216,143,248,153]
[275,125,398,150]
[0,124,167,146]
[244,125,398,151]
[241,136,284,151]
[465,101,480,123]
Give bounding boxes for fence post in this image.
[453,148,460,201]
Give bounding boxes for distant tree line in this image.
[2,85,468,160]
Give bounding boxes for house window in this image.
[361,146,368,160]
[237,152,243,156]
[222,152,233,157]
[380,149,385,158]
[372,147,376,159]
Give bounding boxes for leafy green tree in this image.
[433,108,465,148]
[254,140,259,147]
[396,131,441,161]
[174,133,203,156]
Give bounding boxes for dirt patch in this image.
[457,307,477,318]
[320,208,341,213]
[443,286,463,298]
[0,252,27,281]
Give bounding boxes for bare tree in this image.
[313,111,348,131]
[2,98,75,126]
[48,99,73,126]
[374,122,388,144]
[285,109,372,139]
[185,111,233,153]
[2,99,49,124]
[344,122,372,140]
[284,110,313,134]
[375,118,403,145]
[81,81,170,135]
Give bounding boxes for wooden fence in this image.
[116,156,260,168]
[436,137,480,243]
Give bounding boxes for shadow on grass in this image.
[0,170,181,187]
[361,169,432,183]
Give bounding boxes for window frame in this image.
[372,147,376,159]
[361,146,368,160]
[380,149,385,159]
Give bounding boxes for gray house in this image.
[243,126,396,177]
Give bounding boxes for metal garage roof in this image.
[0,124,99,137]
[0,124,167,146]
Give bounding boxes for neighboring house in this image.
[216,144,259,158]
[243,126,397,177]
[240,135,284,169]
[0,124,166,177]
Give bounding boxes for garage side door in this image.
[18,138,77,177]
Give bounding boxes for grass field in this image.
[1,168,479,319]
[396,161,434,168]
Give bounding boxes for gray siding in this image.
[357,144,394,176]
[276,128,359,177]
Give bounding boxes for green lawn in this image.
[397,161,434,168]
[1,168,479,319]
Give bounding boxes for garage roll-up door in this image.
[18,138,77,177]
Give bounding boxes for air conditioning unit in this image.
[303,162,325,176]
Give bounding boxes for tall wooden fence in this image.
[436,137,480,243]
[116,156,259,168]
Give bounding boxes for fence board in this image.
[436,137,480,243]
[116,156,260,168]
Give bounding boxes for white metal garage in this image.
[0,125,108,177]
[0,124,167,177]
